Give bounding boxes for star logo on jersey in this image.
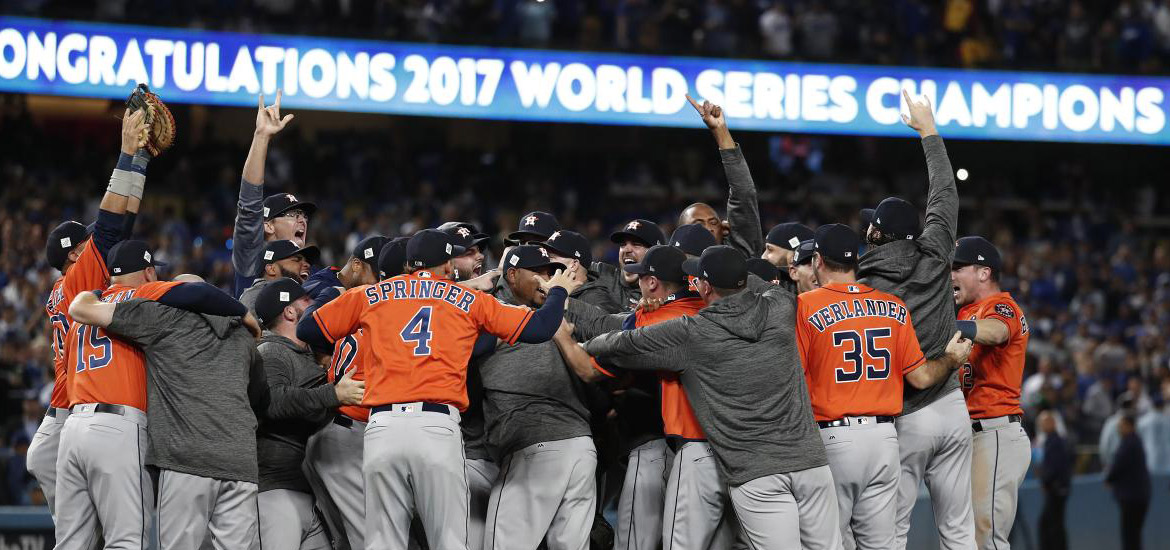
[625,221,641,230]
[457,227,472,238]
[524,215,538,226]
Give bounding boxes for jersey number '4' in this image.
[400,306,434,356]
[74,325,112,373]
[832,328,892,383]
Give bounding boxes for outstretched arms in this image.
[904,91,959,259]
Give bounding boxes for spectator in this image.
[1082,374,1116,434]
[1023,355,1060,412]
[1035,410,1072,550]
[517,0,557,47]
[1136,380,1170,474]
[759,2,793,58]
[1100,396,1136,467]
[1104,415,1151,550]
[798,3,838,60]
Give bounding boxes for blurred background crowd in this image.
[1,0,1168,509]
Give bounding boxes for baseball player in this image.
[762,222,815,291]
[439,222,495,282]
[556,245,738,550]
[788,239,819,294]
[745,258,781,285]
[951,236,1032,549]
[29,108,150,520]
[238,239,321,313]
[506,210,560,245]
[571,245,841,549]
[795,224,970,549]
[475,245,595,550]
[253,278,365,550]
[296,229,575,550]
[856,92,974,550]
[541,229,624,313]
[603,218,665,310]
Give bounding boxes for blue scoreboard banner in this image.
[0,17,1167,145]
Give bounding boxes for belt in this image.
[72,403,129,416]
[333,415,354,429]
[666,436,707,453]
[371,402,451,416]
[45,407,70,418]
[971,414,1022,433]
[817,416,895,429]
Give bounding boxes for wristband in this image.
[108,153,146,199]
[956,320,977,341]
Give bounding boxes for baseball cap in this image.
[814,224,860,265]
[953,236,1002,271]
[352,235,387,270]
[746,258,780,282]
[766,223,814,251]
[682,245,748,289]
[378,237,409,279]
[670,224,717,257]
[506,211,560,244]
[792,239,816,266]
[407,229,465,269]
[502,245,567,272]
[624,245,688,285]
[106,240,168,276]
[439,222,491,251]
[262,193,317,221]
[45,221,90,270]
[254,277,308,325]
[262,240,321,265]
[610,219,665,247]
[540,230,593,266]
[860,197,921,239]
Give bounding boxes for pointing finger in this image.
[258,93,264,111]
[685,93,702,113]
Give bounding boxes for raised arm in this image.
[582,316,692,373]
[233,91,294,290]
[156,283,247,317]
[687,94,764,257]
[564,298,628,340]
[903,91,958,259]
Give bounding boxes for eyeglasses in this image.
[278,210,309,222]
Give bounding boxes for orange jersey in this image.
[635,295,706,440]
[65,281,181,410]
[311,270,535,411]
[44,238,110,408]
[958,292,1029,419]
[796,282,926,421]
[328,328,370,422]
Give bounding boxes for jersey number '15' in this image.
[75,325,112,373]
[400,307,434,356]
[831,328,891,383]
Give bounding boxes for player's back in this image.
[65,281,180,410]
[796,282,925,421]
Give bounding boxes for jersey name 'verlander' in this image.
[364,278,477,313]
[806,298,908,332]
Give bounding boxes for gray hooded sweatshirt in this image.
[857,135,960,415]
[582,287,826,486]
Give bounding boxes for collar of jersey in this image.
[819,282,874,294]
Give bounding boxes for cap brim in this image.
[681,258,703,278]
[506,231,547,244]
[622,262,651,275]
[609,231,651,245]
[269,201,318,220]
[450,244,468,257]
[471,234,491,248]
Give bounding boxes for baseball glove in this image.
[126,83,176,157]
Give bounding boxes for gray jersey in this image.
[572,269,625,314]
[108,299,265,483]
[583,287,827,486]
[857,135,960,415]
[233,178,266,281]
[238,278,273,315]
[592,261,640,312]
[720,145,765,258]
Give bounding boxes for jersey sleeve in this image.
[897,309,926,374]
[60,239,110,307]
[131,281,184,301]
[980,299,1024,346]
[107,299,177,345]
[473,292,534,345]
[311,286,367,344]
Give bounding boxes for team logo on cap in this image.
[144,251,152,262]
[60,237,72,248]
[549,231,561,241]
[788,237,800,248]
[279,291,290,302]
[364,248,374,259]
[524,215,538,226]
[264,251,274,260]
[286,194,297,201]
[626,221,641,230]
[539,248,549,258]
[509,254,519,266]
[457,227,472,238]
[263,207,271,217]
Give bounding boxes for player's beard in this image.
[280,266,306,283]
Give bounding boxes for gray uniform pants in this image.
[662,441,736,550]
[156,469,259,550]
[466,458,499,550]
[54,404,153,550]
[364,404,468,550]
[483,437,597,550]
[821,419,899,550]
[258,489,330,550]
[971,417,1031,550]
[26,408,69,519]
[306,418,367,550]
[893,389,975,550]
[615,438,667,550]
[728,465,841,550]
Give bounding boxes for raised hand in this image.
[556,318,576,342]
[686,94,735,149]
[540,263,583,295]
[121,108,148,155]
[334,367,366,406]
[255,89,295,139]
[901,89,938,138]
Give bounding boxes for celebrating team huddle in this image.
[27,85,1032,550]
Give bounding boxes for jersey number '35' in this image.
[832,328,892,383]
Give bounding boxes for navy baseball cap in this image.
[507,211,560,244]
[254,277,308,325]
[766,223,814,251]
[624,245,688,285]
[746,258,780,282]
[45,221,90,270]
[540,230,592,266]
[378,237,409,279]
[792,239,816,266]
[352,235,387,270]
[407,229,465,269]
[107,240,168,276]
[262,193,317,221]
[262,240,320,265]
[861,197,921,239]
[682,245,748,289]
[610,219,665,247]
[670,224,717,257]
[814,224,860,265]
[439,222,491,251]
[953,236,1002,271]
[503,245,567,272]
